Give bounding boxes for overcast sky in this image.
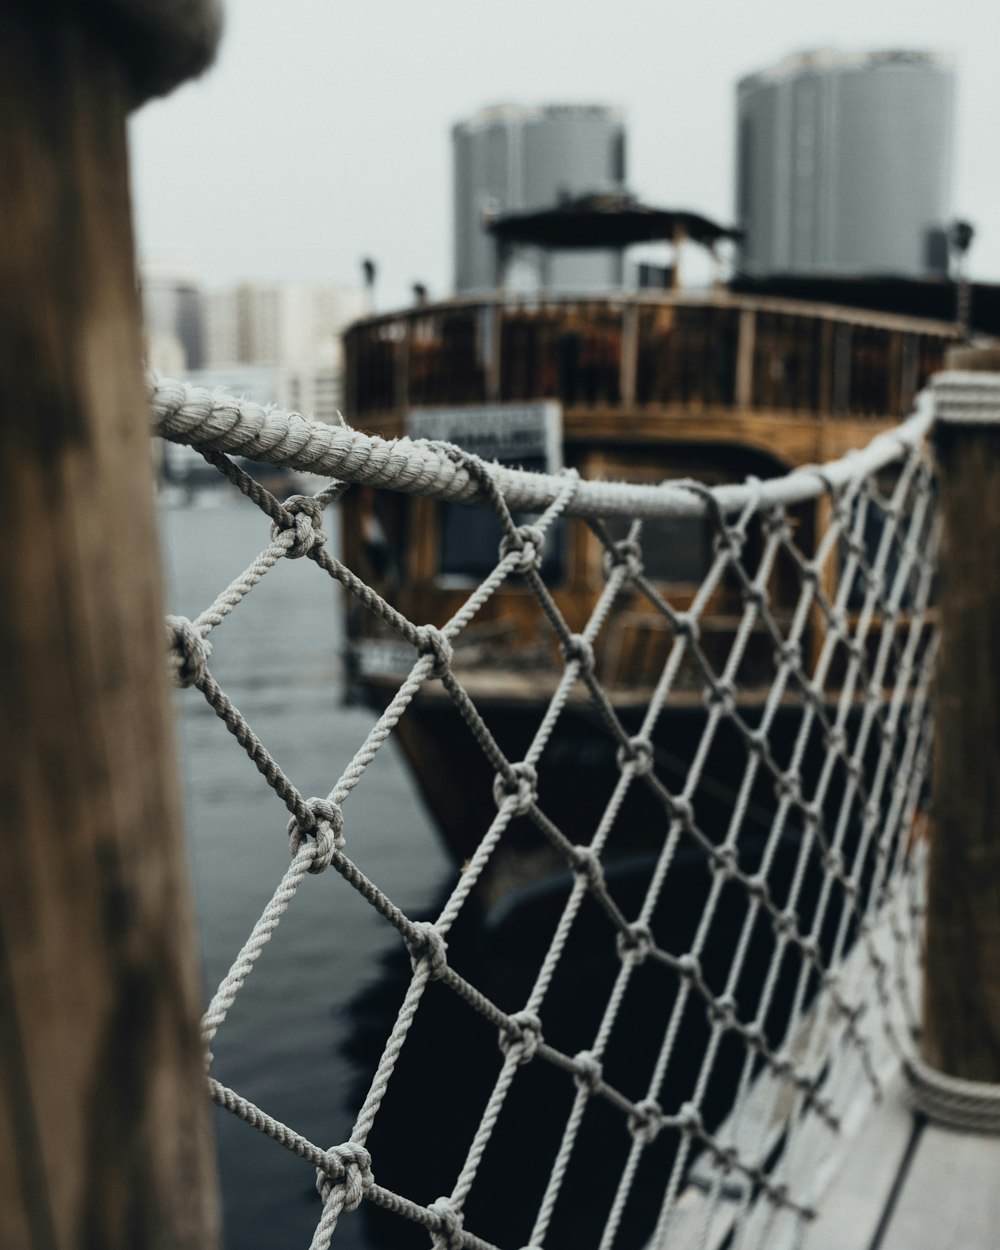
[129,0,1000,310]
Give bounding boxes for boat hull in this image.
[371,675,878,906]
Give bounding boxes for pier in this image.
[3,4,1000,1248]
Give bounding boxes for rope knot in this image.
[772,1051,794,1078]
[705,679,736,714]
[428,1196,464,1250]
[803,802,823,830]
[668,794,695,829]
[602,537,643,581]
[745,728,766,758]
[499,1010,542,1065]
[708,993,738,1030]
[628,1097,664,1145]
[675,952,701,984]
[415,625,454,679]
[561,634,595,677]
[315,1141,373,1213]
[823,848,844,876]
[764,508,793,540]
[573,1049,603,1093]
[569,845,604,889]
[745,872,767,902]
[492,762,537,816]
[616,735,654,777]
[672,612,700,642]
[776,769,802,801]
[617,921,653,963]
[272,496,326,558]
[865,683,884,709]
[678,1101,703,1134]
[714,527,745,559]
[165,615,212,688]
[744,584,767,609]
[710,845,739,879]
[825,725,850,750]
[288,797,344,873]
[799,936,819,963]
[406,921,449,981]
[778,640,802,668]
[499,524,545,574]
[742,1022,763,1047]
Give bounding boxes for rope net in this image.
[157,380,937,1250]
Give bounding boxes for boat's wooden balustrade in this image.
[344,293,955,429]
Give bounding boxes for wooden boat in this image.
[339,203,956,902]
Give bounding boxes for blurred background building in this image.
[453,103,627,294]
[736,49,955,279]
[141,266,369,426]
[141,254,205,372]
[202,281,369,375]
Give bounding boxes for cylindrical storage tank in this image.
[736,50,955,280]
[453,103,627,295]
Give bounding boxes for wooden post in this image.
[734,307,756,410]
[923,362,1000,1083]
[0,8,219,1248]
[620,300,638,407]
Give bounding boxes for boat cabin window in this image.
[439,503,563,584]
[605,514,712,585]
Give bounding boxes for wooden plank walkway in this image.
[804,1074,1000,1250]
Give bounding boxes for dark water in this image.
[161,496,451,1249]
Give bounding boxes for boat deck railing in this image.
[343,291,958,424]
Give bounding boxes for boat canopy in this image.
[486,192,742,251]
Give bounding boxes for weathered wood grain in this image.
[924,414,1000,1082]
[0,10,218,1248]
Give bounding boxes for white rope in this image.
[155,387,991,1250]
[905,1055,1000,1133]
[149,373,933,519]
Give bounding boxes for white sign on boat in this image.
[408,401,562,471]
[353,640,421,679]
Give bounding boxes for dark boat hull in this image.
[347,682,867,1249]
[374,676,877,907]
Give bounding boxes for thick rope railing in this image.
[155,378,953,1249]
[150,374,933,518]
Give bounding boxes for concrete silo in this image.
[736,49,955,279]
[453,103,627,294]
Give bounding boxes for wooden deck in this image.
[804,1074,1000,1250]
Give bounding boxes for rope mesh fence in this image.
[156,379,939,1250]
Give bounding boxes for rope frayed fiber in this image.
[149,372,933,519]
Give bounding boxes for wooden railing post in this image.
[0,5,220,1247]
[923,360,1000,1083]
